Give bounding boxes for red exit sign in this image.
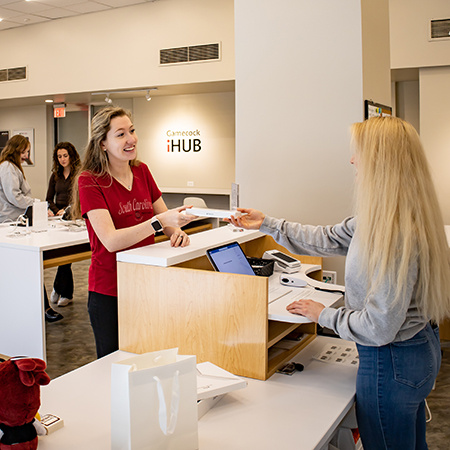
[53,104,66,118]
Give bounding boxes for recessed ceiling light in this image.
[45,99,54,103]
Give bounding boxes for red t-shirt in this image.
[79,162,162,297]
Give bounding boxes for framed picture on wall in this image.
[0,131,9,154]
[12,128,34,166]
[364,100,392,120]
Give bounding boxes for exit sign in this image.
[53,104,66,118]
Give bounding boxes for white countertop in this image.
[0,220,88,252]
[117,225,263,267]
[38,336,357,450]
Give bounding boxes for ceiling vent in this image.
[160,43,220,65]
[0,66,27,83]
[430,18,450,40]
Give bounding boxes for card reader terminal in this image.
[263,250,301,273]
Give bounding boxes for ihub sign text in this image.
[166,129,201,152]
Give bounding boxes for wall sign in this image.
[166,129,202,152]
[13,128,35,166]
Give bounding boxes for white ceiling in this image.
[0,0,154,31]
[0,0,235,108]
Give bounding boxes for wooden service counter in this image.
[117,226,328,380]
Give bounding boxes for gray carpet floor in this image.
[44,260,450,449]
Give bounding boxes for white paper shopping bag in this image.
[111,348,198,450]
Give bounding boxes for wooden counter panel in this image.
[118,262,269,379]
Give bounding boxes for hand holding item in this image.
[286,299,325,323]
[158,205,196,229]
[227,208,265,230]
[47,210,54,217]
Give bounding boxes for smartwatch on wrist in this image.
[150,217,163,233]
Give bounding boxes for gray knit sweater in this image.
[260,215,426,346]
[0,161,34,223]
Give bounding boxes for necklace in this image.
[113,170,133,190]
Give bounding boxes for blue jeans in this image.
[356,323,441,450]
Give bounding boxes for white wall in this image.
[420,67,450,223]
[362,0,391,106]
[235,0,369,282]
[0,106,49,199]
[390,0,450,69]
[389,0,450,221]
[133,91,235,193]
[0,0,234,101]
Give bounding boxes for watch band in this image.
[151,217,163,232]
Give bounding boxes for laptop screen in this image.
[206,241,255,275]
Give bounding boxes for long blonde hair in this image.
[352,116,450,323]
[71,106,139,218]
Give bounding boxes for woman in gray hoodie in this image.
[228,116,450,450]
[0,134,63,323]
[0,134,34,223]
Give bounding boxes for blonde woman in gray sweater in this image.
[229,117,450,450]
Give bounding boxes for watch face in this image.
[152,218,163,232]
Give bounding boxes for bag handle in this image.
[153,370,180,435]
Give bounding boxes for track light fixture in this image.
[92,88,158,104]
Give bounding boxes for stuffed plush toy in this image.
[0,358,50,450]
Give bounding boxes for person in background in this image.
[0,135,62,322]
[228,116,450,450]
[46,142,80,307]
[0,134,34,223]
[71,106,195,358]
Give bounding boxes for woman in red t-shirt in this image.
[72,106,195,358]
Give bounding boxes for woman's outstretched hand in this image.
[226,208,265,230]
[158,205,196,229]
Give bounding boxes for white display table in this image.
[0,221,90,359]
[38,336,357,450]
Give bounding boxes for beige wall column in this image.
[234,0,391,282]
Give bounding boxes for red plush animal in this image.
[0,358,50,450]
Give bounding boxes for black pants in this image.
[44,286,50,310]
[53,264,73,299]
[88,291,119,359]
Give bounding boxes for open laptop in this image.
[206,241,292,302]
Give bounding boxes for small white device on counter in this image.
[263,250,302,273]
[280,274,308,288]
[185,207,242,219]
[40,413,64,434]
